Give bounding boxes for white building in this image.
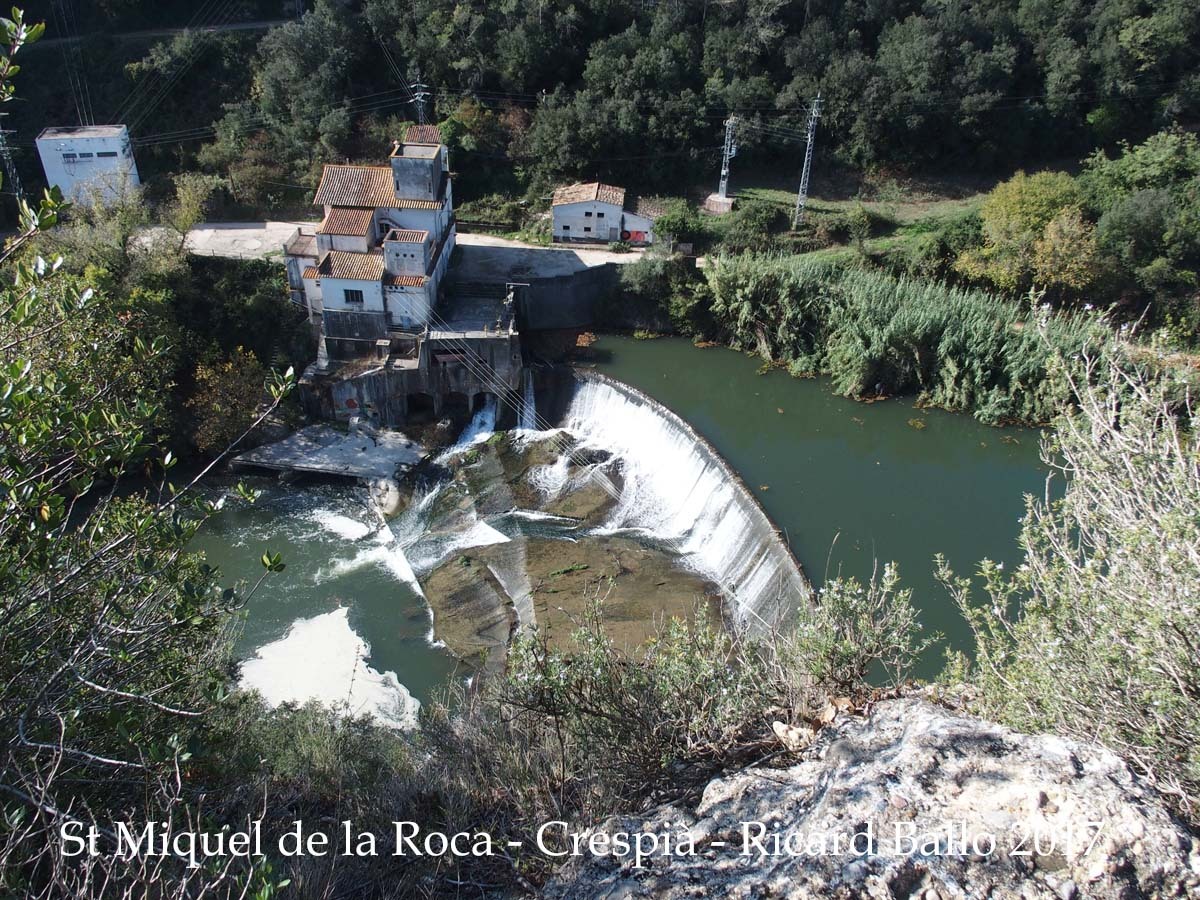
[550,182,663,245]
[35,124,140,205]
[284,124,457,355]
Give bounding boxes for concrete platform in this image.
[234,425,425,480]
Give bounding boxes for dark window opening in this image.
[597,212,605,218]
[97,151,118,158]
[584,211,592,217]
[344,289,365,304]
[583,226,591,233]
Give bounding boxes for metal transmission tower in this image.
[409,82,433,125]
[718,115,739,199]
[0,127,24,204]
[792,93,823,229]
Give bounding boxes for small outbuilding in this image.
[551,182,662,245]
[35,124,140,205]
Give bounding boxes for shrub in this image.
[941,361,1200,825]
[955,170,1082,292]
[705,253,1111,424]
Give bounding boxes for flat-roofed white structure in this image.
[35,124,140,204]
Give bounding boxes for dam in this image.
[206,362,821,725]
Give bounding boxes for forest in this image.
[9,0,1198,195]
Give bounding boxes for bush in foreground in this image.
[942,360,1200,825]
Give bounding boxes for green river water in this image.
[587,335,1045,665]
[190,334,1044,719]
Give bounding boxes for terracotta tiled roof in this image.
[631,196,671,219]
[316,250,384,281]
[314,165,396,208]
[391,196,443,210]
[403,124,442,145]
[302,265,320,279]
[552,182,626,207]
[319,207,374,236]
[385,273,427,287]
[385,228,428,243]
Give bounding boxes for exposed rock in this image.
[420,554,514,674]
[543,699,1199,900]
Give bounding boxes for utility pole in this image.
[0,126,24,204]
[792,93,822,229]
[718,115,738,199]
[409,82,432,125]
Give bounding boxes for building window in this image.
[78,152,93,159]
[562,225,570,231]
[597,212,605,218]
[584,211,592,217]
[61,153,76,160]
[583,226,591,233]
[97,151,118,158]
[344,289,364,304]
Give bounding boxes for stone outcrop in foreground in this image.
[544,699,1200,899]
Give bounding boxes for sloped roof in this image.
[391,197,443,210]
[314,165,396,208]
[316,250,384,281]
[552,182,626,207]
[403,124,443,145]
[630,196,672,220]
[302,265,319,279]
[385,273,428,287]
[318,207,374,236]
[384,228,429,244]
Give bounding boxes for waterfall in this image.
[453,394,499,448]
[520,369,537,431]
[561,375,811,631]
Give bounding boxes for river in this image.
[190,335,1044,723]
[587,335,1044,663]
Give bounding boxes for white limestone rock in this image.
[543,698,1199,899]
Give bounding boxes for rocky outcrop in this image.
[543,699,1199,899]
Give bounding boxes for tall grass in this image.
[705,254,1112,424]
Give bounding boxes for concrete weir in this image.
[232,424,425,480]
[558,369,814,632]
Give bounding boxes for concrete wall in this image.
[517,263,619,330]
[320,276,385,313]
[301,333,522,428]
[36,127,140,205]
[552,200,622,242]
[317,232,370,254]
[385,285,432,329]
[390,147,444,201]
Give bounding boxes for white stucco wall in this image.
[385,285,432,329]
[319,277,385,314]
[36,126,140,205]
[552,200,623,242]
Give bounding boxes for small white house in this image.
[551,182,661,245]
[35,124,140,205]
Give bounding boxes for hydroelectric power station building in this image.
[285,125,521,427]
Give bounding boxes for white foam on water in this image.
[527,453,572,497]
[239,607,420,730]
[314,536,423,595]
[403,518,512,574]
[519,369,537,431]
[447,394,499,452]
[561,378,804,629]
[308,508,373,541]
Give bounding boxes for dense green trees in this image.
[23,0,1191,208]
